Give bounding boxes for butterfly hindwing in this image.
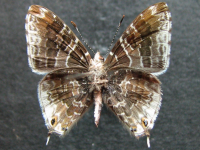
[103,69,161,137]
[105,2,171,76]
[39,68,93,135]
[25,5,91,74]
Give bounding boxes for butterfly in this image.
[25,2,171,147]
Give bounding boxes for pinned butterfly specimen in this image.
[25,2,171,147]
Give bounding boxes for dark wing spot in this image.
[51,118,56,125]
[142,117,148,127]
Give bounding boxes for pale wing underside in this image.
[105,2,172,76]
[103,69,161,137]
[39,69,93,135]
[25,5,91,74]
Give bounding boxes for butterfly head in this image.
[89,52,106,77]
[94,52,104,61]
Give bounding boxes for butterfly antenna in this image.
[106,15,125,55]
[71,21,95,55]
[46,132,51,145]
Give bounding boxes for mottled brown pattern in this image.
[26,5,91,74]
[26,2,171,147]
[39,69,93,134]
[105,2,172,76]
[104,70,161,137]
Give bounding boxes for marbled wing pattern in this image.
[25,5,91,74]
[103,69,161,138]
[39,69,93,137]
[25,2,171,147]
[104,2,172,76]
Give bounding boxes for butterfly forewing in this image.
[39,68,93,135]
[103,69,161,137]
[105,2,171,76]
[25,5,91,74]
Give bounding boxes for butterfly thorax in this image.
[88,52,108,91]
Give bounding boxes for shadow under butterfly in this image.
[25,2,172,148]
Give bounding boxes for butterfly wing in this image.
[103,69,161,138]
[104,2,172,76]
[25,5,91,74]
[39,68,93,136]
